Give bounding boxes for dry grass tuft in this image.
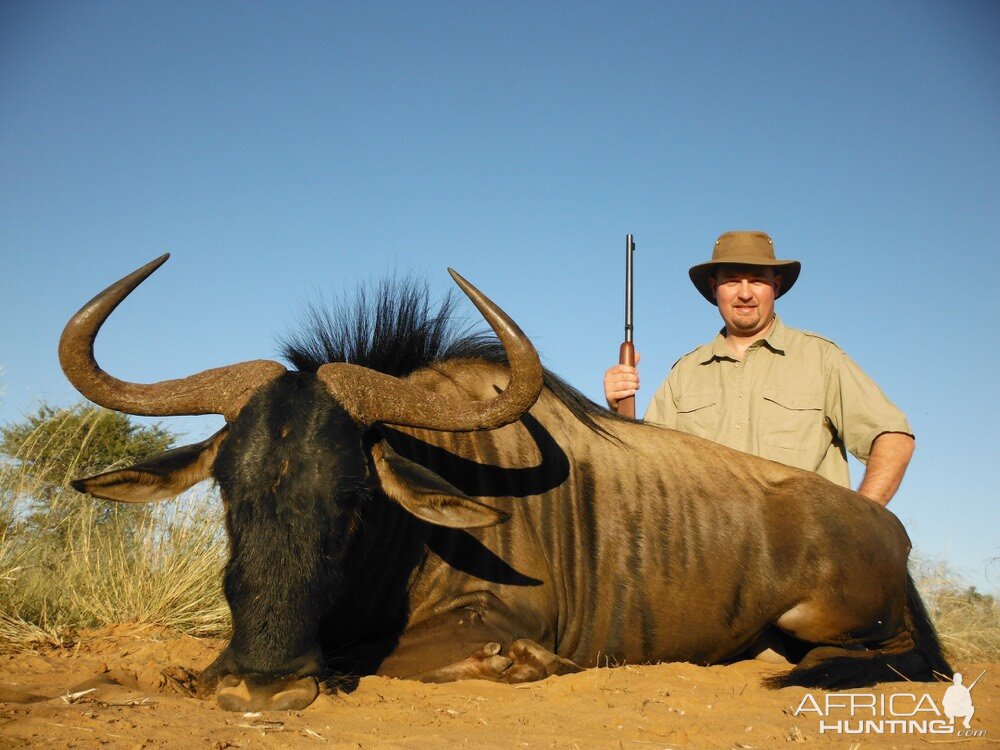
[0,406,228,652]
[0,494,230,651]
[911,555,1000,663]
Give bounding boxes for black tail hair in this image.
[903,573,953,678]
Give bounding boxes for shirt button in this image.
[739,392,744,398]
[734,363,741,368]
[735,424,743,430]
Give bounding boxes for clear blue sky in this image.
[2,2,998,589]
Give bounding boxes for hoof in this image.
[502,638,583,682]
[215,673,319,712]
[478,642,513,674]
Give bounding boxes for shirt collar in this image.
[701,332,732,363]
[762,314,787,353]
[698,314,786,364]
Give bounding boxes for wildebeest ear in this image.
[370,441,509,529]
[71,428,228,504]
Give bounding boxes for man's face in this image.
[709,265,782,336]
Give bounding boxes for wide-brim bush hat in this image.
[688,230,801,304]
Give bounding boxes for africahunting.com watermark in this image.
[792,671,986,737]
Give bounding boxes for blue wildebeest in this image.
[60,255,950,711]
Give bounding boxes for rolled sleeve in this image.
[826,351,913,464]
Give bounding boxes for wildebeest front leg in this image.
[409,641,514,683]
[499,638,583,682]
[377,591,524,680]
[410,638,584,683]
[378,591,580,683]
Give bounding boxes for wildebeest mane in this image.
[278,277,619,435]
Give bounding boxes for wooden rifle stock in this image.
[616,234,636,418]
[617,340,636,418]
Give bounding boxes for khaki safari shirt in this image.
[644,315,912,487]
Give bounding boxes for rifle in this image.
[616,234,636,418]
[968,669,986,691]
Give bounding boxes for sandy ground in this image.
[0,627,996,749]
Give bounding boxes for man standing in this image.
[604,230,914,505]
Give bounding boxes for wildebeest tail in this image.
[764,574,952,689]
[902,572,952,677]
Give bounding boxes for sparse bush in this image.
[1,403,174,537]
[0,403,228,651]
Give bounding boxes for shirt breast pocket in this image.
[760,388,824,451]
[675,390,719,438]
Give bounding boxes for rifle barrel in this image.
[624,234,634,343]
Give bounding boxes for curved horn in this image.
[316,269,543,431]
[59,254,286,421]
